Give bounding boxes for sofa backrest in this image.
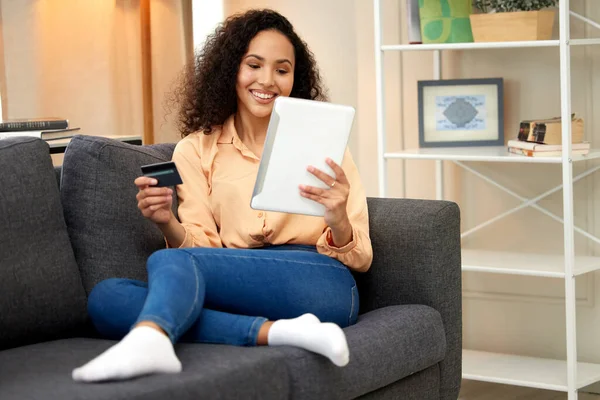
[0,137,88,350]
[60,136,177,294]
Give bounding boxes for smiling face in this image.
[236,29,295,119]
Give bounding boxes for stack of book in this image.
[508,140,590,157]
[508,115,589,157]
[0,117,79,141]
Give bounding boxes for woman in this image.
[72,8,372,383]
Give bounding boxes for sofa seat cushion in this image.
[0,137,87,350]
[0,305,445,400]
[0,338,290,400]
[60,135,176,294]
[279,304,447,400]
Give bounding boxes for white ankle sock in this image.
[72,326,182,382]
[267,313,350,367]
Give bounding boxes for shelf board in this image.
[384,146,600,164]
[572,38,600,46]
[382,40,558,52]
[463,349,600,391]
[381,38,600,52]
[462,249,600,278]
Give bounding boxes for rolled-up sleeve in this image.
[316,149,373,272]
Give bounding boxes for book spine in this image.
[0,132,42,139]
[509,146,588,157]
[406,0,422,44]
[0,120,68,132]
[508,147,535,157]
[532,123,547,143]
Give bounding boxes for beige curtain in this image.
[0,0,192,146]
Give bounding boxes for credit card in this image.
[140,161,183,187]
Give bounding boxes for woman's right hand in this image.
[135,177,174,225]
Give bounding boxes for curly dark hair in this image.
[169,8,328,137]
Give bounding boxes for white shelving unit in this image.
[373,1,600,399]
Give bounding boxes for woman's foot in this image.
[72,326,182,382]
[267,314,350,366]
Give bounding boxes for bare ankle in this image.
[135,321,168,337]
[257,321,274,345]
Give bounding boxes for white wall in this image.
[0,0,143,137]
[191,0,223,51]
[0,0,190,151]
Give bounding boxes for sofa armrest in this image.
[356,197,461,400]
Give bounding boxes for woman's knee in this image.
[313,279,359,328]
[146,249,206,290]
[87,278,145,339]
[87,278,128,320]
[147,248,195,273]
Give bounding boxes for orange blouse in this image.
[169,115,373,272]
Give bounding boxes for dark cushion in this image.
[0,307,442,400]
[355,364,440,400]
[0,338,289,400]
[54,166,62,188]
[0,137,87,350]
[60,135,176,294]
[279,304,447,400]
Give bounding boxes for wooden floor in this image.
[459,381,600,399]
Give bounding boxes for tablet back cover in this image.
[251,97,355,216]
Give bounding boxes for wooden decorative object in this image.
[470,10,556,42]
[518,115,584,145]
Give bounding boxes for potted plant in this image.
[470,0,557,42]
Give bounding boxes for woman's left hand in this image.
[299,158,353,245]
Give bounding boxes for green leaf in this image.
[474,0,556,12]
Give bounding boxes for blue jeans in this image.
[87,245,359,346]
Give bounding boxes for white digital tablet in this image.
[250,96,355,216]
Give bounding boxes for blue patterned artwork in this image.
[418,78,503,147]
[436,95,486,131]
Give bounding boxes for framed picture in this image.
[418,78,504,147]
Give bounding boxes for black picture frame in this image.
[417,77,504,148]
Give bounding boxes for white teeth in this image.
[252,91,274,100]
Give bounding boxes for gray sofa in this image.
[0,135,462,400]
